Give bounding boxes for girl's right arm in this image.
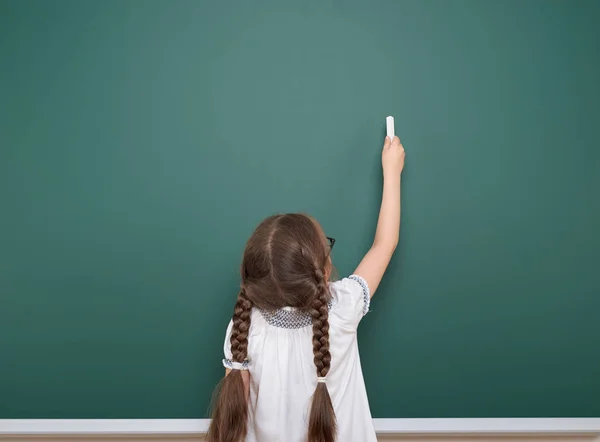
[353,135,405,297]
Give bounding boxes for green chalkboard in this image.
[1,0,599,419]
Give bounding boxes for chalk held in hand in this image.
[386,116,395,139]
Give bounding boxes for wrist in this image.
[383,170,402,182]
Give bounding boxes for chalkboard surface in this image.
[1,0,599,418]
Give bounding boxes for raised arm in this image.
[353,135,405,296]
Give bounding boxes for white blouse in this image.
[222,275,377,442]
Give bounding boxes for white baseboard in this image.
[1,419,600,435]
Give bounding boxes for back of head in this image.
[242,213,331,311]
[207,213,337,442]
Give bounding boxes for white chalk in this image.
[386,116,395,139]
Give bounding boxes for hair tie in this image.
[231,361,249,371]
[223,358,249,371]
[316,377,327,383]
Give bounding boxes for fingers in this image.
[384,136,402,149]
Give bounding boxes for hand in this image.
[382,136,405,176]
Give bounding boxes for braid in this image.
[310,269,331,377]
[230,289,253,363]
[207,290,253,442]
[308,267,336,442]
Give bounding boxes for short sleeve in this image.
[222,316,253,370]
[222,319,250,370]
[222,319,233,361]
[329,274,371,329]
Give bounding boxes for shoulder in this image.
[221,308,266,359]
[330,275,371,310]
[329,275,371,329]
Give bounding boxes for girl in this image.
[208,135,405,442]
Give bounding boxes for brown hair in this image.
[207,213,336,442]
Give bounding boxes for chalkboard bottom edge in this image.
[1,418,600,435]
